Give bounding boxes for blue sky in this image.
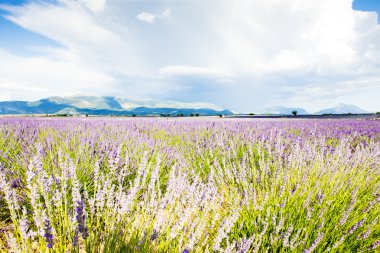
[0,0,379,113]
[353,0,380,22]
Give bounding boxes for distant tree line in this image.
[43,113,226,117]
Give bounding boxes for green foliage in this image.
[54,113,73,117]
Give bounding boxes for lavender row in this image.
[0,117,379,252]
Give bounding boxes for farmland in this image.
[0,117,380,252]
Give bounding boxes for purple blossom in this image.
[75,201,88,239]
[44,219,53,248]
[11,178,22,188]
[150,229,158,241]
[368,240,380,250]
[72,230,79,247]
[348,218,366,235]
[304,232,324,253]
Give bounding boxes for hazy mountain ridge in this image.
[0,96,233,116]
[315,103,369,114]
[257,104,370,115]
[0,97,372,116]
[258,106,309,115]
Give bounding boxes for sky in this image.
[0,0,379,113]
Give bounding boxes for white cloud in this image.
[2,2,114,47]
[191,0,380,111]
[159,65,233,78]
[0,0,148,75]
[0,93,11,101]
[136,12,156,24]
[0,49,115,100]
[78,0,106,13]
[160,8,171,18]
[206,0,362,73]
[136,8,171,24]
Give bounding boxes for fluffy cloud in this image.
[136,12,156,24]
[194,0,380,111]
[136,8,171,24]
[0,48,115,100]
[1,0,147,74]
[77,0,107,13]
[160,8,171,18]
[207,0,374,73]
[0,0,379,112]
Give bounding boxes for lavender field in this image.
[0,117,380,252]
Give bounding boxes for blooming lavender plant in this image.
[0,117,379,252]
[44,219,54,248]
[75,201,89,239]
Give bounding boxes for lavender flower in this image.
[75,201,88,239]
[150,229,158,241]
[73,230,79,247]
[347,218,366,235]
[19,207,30,239]
[44,219,54,248]
[304,232,324,253]
[237,235,255,253]
[6,233,20,252]
[11,178,22,188]
[368,240,380,250]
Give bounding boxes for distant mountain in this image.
[0,96,234,116]
[258,106,309,115]
[316,103,368,114]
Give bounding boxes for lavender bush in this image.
[0,117,379,252]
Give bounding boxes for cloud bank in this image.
[0,0,379,112]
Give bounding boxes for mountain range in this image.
[0,97,372,116]
[258,103,369,115]
[315,103,369,114]
[0,96,233,116]
[258,106,309,115]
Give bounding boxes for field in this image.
[0,117,380,252]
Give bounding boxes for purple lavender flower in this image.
[348,218,366,235]
[11,178,22,188]
[44,219,53,248]
[73,230,79,247]
[368,240,380,250]
[75,201,88,239]
[304,232,324,253]
[150,229,158,241]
